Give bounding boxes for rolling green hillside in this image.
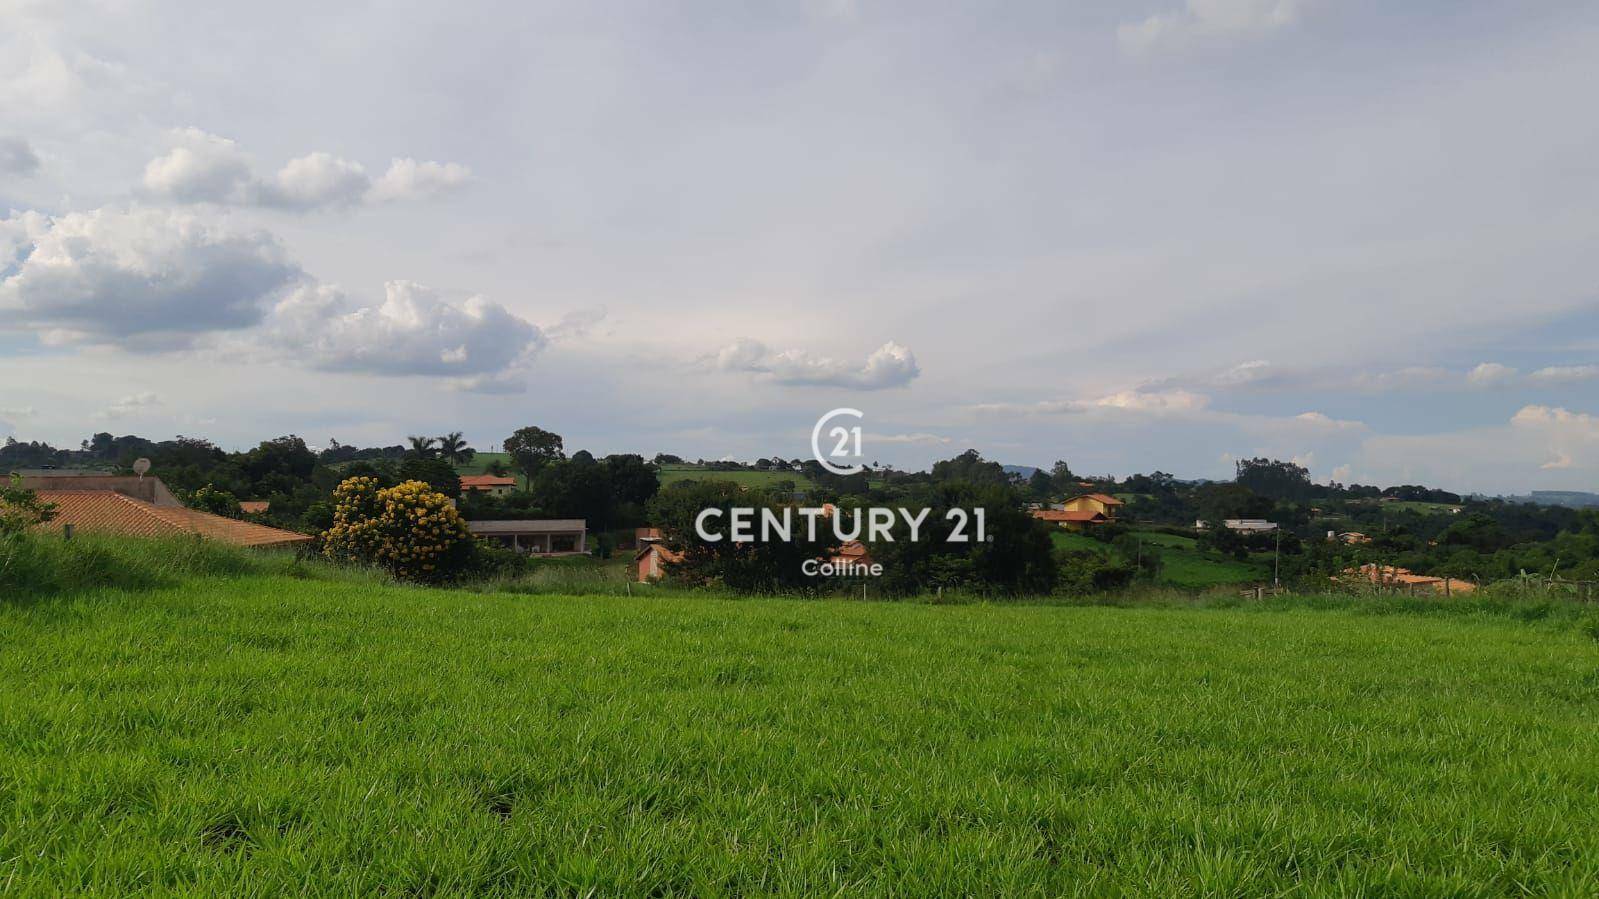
[1051,528,1269,588]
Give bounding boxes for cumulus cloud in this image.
[367,159,472,203]
[1349,405,1598,493]
[873,432,953,445]
[715,339,920,390]
[1528,364,1599,384]
[1465,362,1518,387]
[0,206,300,347]
[263,280,545,382]
[141,128,255,204]
[142,129,469,211]
[0,136,40,177]
[261,152,372,210]
[1119,0,1307,54]
[95,392,161,420]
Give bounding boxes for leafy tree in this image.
[1027,468,1053,499]
[930,449,1011,487]
[0,474,57,535]
[1234,458,1312,502]
[646,481,836,592]
[436,431,474,464]
[189,484,242,519]
[1048,460,1078,496]
[406,435,438,459]
[504,426,564,480]
[872,481,1057,596]
[398,457,462,499]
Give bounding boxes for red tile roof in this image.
[238,500,270,514]
[1075,493,1125,506]
[460,474,516,488]
[36,491,313,548]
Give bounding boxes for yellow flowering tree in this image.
[322,477,475,583]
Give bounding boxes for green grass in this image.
[1049,528,1268,588]
[1383,501,1465,515]
[4,563,1599,894]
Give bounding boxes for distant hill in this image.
[1511,490,1599,509]
[1002,464,1040,479]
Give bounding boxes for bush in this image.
[322,478,475,583]
[188,484,242,519]
[1,474,57,535]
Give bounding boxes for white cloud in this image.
[141,128,255,204]
[0,405,37,419]
[1528,364,1599,384]
[262,152,372,210]
[367,159,472,203]
[1093,388,1210,414]
[716,339,921,390]
[0,136,40,177]
[0,206,300,347]
[141,130,469,211]
[1465,362,1517,387]
[1119,0,1307,54]
[95,391,161,420]
[263,280,545,381]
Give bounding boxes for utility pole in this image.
[1273,527,1281,589]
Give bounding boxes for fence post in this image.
[63,523,74,541]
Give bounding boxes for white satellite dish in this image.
[132,458,151,479]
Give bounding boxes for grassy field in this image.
[3,562,1598,894]
[1051,528,1268,588]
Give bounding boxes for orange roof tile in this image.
[460,474,517,488]
[36,491,312,548]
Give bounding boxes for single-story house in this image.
[1196,518,1278,532]
[1343,563,1475,595]
[239,500,270,514]
[1334,531,1371,544]
[459,474,517,497]
[468,519,586,554]
[635,541,683,581]
[29,477,311,548]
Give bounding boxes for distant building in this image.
[1062,493,1124,520]
[24,475,310,548]
[467,519,586,554]
[1198,518,1278,532]
[459,474,517,497]
[239,501,270,515]
[1032,508,1108,531]
[634,541,683,582]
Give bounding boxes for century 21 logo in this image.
[811,408,866,476]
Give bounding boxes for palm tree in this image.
[436,431,474,464]
[406,435,438,459]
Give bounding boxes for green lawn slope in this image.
[2,565,1597,894]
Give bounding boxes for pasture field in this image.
[1050,528,1268,588]
[2,567,1598,895]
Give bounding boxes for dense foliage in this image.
[322,478,475,583]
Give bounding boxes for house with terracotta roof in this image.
[459,474,517,497]
[26,476,311,548]
[1062,493,1124,520]
[635,541,683,582]
[1030,508,1108,531]
[1342,563,1475,595]
[239,500,270,515]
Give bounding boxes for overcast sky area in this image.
[3,0,1597,494]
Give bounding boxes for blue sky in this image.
[2,0,1596,494]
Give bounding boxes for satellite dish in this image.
[132,458,151,479]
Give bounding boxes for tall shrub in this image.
[322,477,474,583]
